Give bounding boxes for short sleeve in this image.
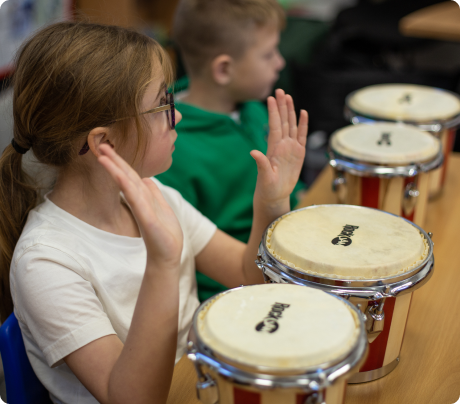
[151,178,217,256]
[11,245,116,367]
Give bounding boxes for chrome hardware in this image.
[328,148,443,178]
[263,266,284,284]
[304,391,326,404]
[189,355,219,404]
[196,374,218,404]
[428,232,433,239]
[348,357,400,383]
[364,299,386,343]
[332,174,347,203]
[403,181,419,216]
[356,304,368,324]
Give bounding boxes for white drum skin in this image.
[201,366,347,404]
[338,171,430,227]
[349,293,413,383]
[188,284,368,404]
[345,84,460,198]
[256,205,434,385]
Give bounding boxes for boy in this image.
[157,0,305,301]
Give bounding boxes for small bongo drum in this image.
[188,284,367,404]
[256,205,434,383]
[329,122,443,227]
[344,84,460,198]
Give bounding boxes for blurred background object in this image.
[1,0,460,199]
[0,0,74,80]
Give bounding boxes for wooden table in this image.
[400,1,460,42]
[167,154,460,404]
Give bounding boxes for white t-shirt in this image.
[9,178,217,404]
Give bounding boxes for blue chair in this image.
[0,312,52,404]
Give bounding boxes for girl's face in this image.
[128,72,182,178]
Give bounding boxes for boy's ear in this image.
[87,127,114,157]
[211,54,234,86]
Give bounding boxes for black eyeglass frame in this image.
[79,90,175,155]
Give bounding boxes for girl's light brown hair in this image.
[0,21,173,322]
[173,0,285,77]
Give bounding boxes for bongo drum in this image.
[344,84,460,198]
[188,284,368,404]
[329,122,443,227]
[256,205,434,383]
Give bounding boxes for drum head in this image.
[347,84,460,122]
[330,123,440,165]
[266,205,428,280]
[197,284,359,371]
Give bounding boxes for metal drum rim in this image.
[344,85,460,130]
[259,205,434,289]
[187,284,368,390]
[328,147,444,177]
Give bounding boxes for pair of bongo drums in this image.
[331,84,460,222]
[188,205,434,403]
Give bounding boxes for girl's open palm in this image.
[98,144,183,268]
[250,89,308,205]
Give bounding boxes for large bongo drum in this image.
[329,122,443,227]
[344,84,460,198]
[256,205,434,384]
[187,284,368,404]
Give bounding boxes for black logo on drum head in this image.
[255,302,290,334]
[377,132,391,146]
[332,225,359,247]
[256,318,279,333]
[398,93,412,104]
[332,236,352,246]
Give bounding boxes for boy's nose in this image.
[276,51,286,71]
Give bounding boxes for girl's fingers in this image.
[98,145,146,205]
[275,89,289,138]
[286,95,297,139]
[99,144,142,185]
[297,110,309,147]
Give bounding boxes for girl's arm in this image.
[196,89,308,287]
[64,145,184,404]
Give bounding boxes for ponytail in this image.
[0,21,173,322]
[0,145,37,322]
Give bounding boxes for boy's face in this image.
[229,25,285,102]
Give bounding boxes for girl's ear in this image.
[87,128,114,157]
[211,54,234,86]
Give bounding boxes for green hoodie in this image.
[156,92,304,301]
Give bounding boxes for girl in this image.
[0,22,308,404]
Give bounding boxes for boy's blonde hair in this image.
[173,0,285,77]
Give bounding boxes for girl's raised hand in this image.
[250,89,308,208]
[98,144,183,269]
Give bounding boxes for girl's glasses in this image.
[79,90,175,155]
[134,91,175,130]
